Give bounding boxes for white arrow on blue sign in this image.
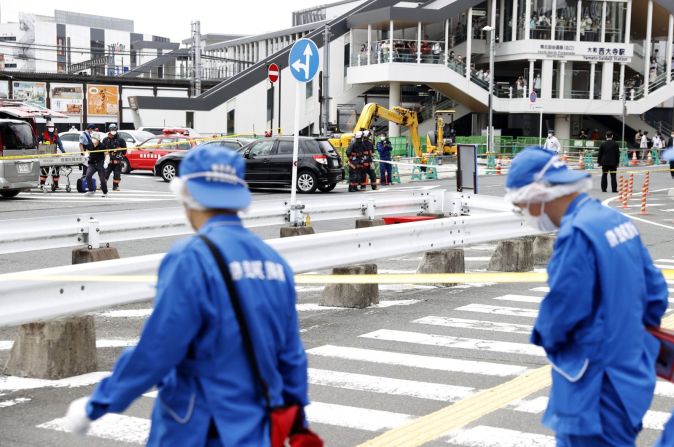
[289,38,319,83]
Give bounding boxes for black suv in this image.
[240,137,342,193]
[154,138,252,182]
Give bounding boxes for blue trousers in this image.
[555,377,640,447]
[380,162,392,185]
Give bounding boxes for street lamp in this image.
[482,25,495,156]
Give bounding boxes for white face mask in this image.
[522,202,558,232]
[111,131,117,136]
[47,127,55,133]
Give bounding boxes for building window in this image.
[267,86,274,122]
[5,63,17,68]
[0,36,16,42]
[580,1,602,42]
[555,0,578,41]
[306,80,313,99]
[605,2,627,43]
[227,109,235,135]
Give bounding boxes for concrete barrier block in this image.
[533,234,556,264]
[4,316,97,379]
[416,249,465,286]
[320,264,378,309]
[355,218,386,229]
[488,238,534,272]
[4,246,120,379]
[280,226,315,238]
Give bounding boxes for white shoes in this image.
[85,191,95,196]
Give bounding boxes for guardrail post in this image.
[4,240,120,379]
[356,200,385,228]
[281,201,316,237]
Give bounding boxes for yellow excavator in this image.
[329,103,423,158]
[425,109,457,156]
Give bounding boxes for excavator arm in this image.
[329,103,423,158]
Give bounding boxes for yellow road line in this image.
[357,366,552,447]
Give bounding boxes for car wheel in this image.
[318,183,336,193]
[296,170,318,194]
[120,158,131,174]
[161,162,178,182]
[0,190,20,198]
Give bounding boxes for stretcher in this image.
[38,144,87,193]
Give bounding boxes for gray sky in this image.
[1,0,325,42]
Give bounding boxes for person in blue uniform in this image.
[505,147,669,447]
[654,147,674,447]
[63,144,311,446]
[377,134,393,186]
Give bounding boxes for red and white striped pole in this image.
[640,178,649,215]
[628,173,634,199]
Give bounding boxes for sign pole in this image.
[287,38,319,226]
[539,108,543,145]
[290,84,302,224]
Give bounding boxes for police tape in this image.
[0,133,259,160]
[2,270,673,284]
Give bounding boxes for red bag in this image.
[648,326,674,381]
[270,405,323,447]
[200,236,323,447]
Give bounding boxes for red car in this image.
[121,134,197,173]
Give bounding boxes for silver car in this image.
[0,119,40,198]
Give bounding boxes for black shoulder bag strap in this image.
[197,234,272,409]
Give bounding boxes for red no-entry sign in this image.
[268,63,279,83]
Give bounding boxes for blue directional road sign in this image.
[289,38,319,83]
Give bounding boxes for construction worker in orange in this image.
[505,147,668,447]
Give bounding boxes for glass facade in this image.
[530,0,553,39]
[605,1,627,43]
[580,1,603,42]
[555,0,578,41]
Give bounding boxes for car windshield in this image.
[1,122,35,149]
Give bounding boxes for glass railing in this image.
[630,71,669,100]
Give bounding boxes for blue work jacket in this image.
[86,214,309,446]
[532,194,668,436]
[376,141,392,161]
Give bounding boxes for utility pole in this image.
[321,24,331,137]
[191,21,202,96]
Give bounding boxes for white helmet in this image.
[363,130,371,138]
[355,131,363,139]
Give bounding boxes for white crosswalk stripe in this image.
[456,304,539,319]
[493,294,543,304]
[308,368,475,401]
[359,329,544,357]
[413,316,533,335]
[445,425,555,447]
[307,345,528,376]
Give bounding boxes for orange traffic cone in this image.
[647,151,653,166]
[561,152,568,163]
[496,156,502,175]
[630,151,638,166]
[578,154,585,170]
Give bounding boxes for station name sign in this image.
[537,42,632,63]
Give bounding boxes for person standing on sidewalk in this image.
[63,144,315,446]
[505,147,668,447]
[597,131,620,193]
[102,124,127,191]
[668,132,674,179]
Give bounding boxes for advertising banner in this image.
[87,84,119,116]
[50,83,84,115]
[12,81,47,107]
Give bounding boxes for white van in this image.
[0,119,40,198]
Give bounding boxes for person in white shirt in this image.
[653,134,663,149]
[639,131,650,160]
[544,130,562,153]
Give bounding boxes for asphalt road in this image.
[1,165,674,446]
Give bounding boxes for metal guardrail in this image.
[0,209,534,327]
[0,191,506,255]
